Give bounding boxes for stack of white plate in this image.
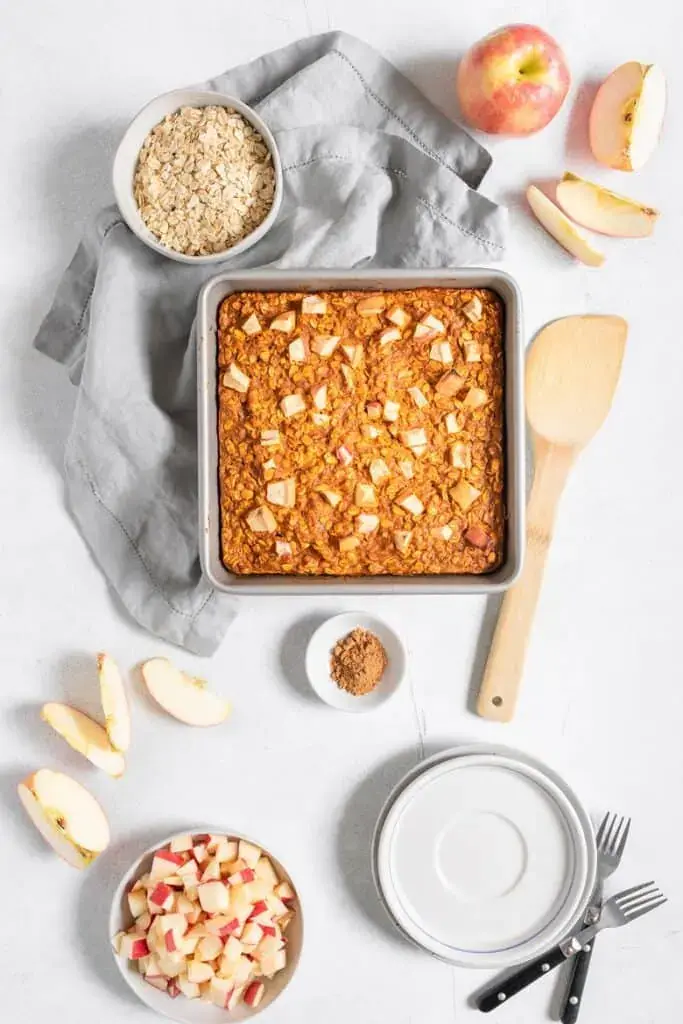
[372,744,596,970]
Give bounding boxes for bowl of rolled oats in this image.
[113,89,282,263]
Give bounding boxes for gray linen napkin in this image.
[35,31,507,656]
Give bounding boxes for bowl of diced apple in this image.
[110,830,302,1021]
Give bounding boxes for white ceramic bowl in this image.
[372,744,597,970]
[109,829,303,1022]
[305,612,406,712]
[112,89,283,264]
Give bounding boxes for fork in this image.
[477,882,667,1013]
[560,812,631,1023]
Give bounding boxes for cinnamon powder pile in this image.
[330,628,388,696]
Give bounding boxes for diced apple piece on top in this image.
[356,295,385,316]
[178,977,201,1000]
[318,488,341,507]
[463,296,483,322]
[150,848,185,881]
[450,442,472,469]
[435,371,466,397]
[356,513,379,534]
[464,525,491,550]
[383,400,400,422]
[463,339,482,362]
[288,337,308,362]
[429,340,453,364]
[355,483,376,506]
[223,363,250,394]
[366,401,382,420]
[270,310,296,333]
[396,493,424,517]
[408,386,428,409]
[255,856,280,889]
[339,535,360,552]
[378,326,401,347]
[463,387,488,410]
[369,458,391,485]
[246,505,278,534]
[336,444,353,467]
[445,412,461,434]
[301,294,327,314]
[274,881,296,903]
[267,478,296,508]
[451,479,482,511]
[312,384,327,410]
[387,305,410,328]
[187,960,215,984]
[128,887,148,918]
[260,948,287,978]
[280,393,306,418]
[197,880,230,914]
[170,833,194,854]
[260,429,280,447]
[244,980,265,1008]
[120,934,150,960]
[242,314,262,335]
[311,334,340,357]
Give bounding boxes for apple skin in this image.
[456,24,570,135]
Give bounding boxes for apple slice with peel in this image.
[590,62,666,171]
[556,173,659,238]
[17,769,110,868]
[41,703,125,777]
[97,652,131,752]
[526,186,605,267]
[141,659,231,726]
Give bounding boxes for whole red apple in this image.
[456,24,570,135]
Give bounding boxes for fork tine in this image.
[595,812,611,851]
[624,896,667,922]
[603,813,618,854]
[615,881,656,903]
[609,815,626,856]
[615,817,631,860]
[619,886,661,912]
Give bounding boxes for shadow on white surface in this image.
[0,766,53,859]
[279,612,330,704]
[565,79,602,164]
[464,594,502,715]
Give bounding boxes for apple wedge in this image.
[97,652,131,752]
[526,185,605,267]
[17,769,110,868]
[590,62,666,171]
[41,702,125,777]
[141,659,231,726]
[556,173,659,238]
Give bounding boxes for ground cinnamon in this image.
[330,628,388,696]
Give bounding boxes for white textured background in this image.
[1,2,682,1022]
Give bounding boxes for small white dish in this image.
[374,749,596,970]
[305,612,406,712]
[112,89,283,265]
[109,828,303,1022]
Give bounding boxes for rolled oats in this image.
[133,105,276,256]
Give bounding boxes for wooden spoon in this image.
[476,315,628,722]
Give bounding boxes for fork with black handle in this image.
[561,812,631,1024]
[477,881,666,1013]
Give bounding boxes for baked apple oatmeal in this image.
[217,287,505,576]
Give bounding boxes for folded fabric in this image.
[35,30,508,655]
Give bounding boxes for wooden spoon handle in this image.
[476,443,575,722]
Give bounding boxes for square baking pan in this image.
[197,268,524,594]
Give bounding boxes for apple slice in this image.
[243,980,265,1008]
[556,172,659,238]
[41,703,125,777]
[17,769,110,868]
[96,652,131,753]
[526,185,605,267]
[589,62,666,171]
[141,658,231,727]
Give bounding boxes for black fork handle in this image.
[561,937,596,1024]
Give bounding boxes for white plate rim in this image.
[373,745,597,969]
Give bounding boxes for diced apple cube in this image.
[451,479,482,511]
[311,413,330,426]
[366,401,382,420]
[270,310,296,333]
[463,387,488,409]
[356,295,386,316]
[463,296,483,322]
[150,849,184,882]
[288,337,308,362]
[148,883,174,912]
[387,305,410,328]
[145,976,168,992]
[356,513,379,534]
[158,913,187,938]
[274,881,296,904]
[355,483,376,506]
[223,363,250,394]
[450,442,472,469]
[170,834,194,854]
[167,978,181,999]
[240,922,264,947]
[311,334,340,357]
[430,340,453,364]
[396,493,424,517]
[254,857,280,889]
[196,934,224,962]
[280,393,306,418]
[275,539,293,558]
[445,412,461,434]
[464,526,491,550]
[436,371,466,397]
[142,953,164,977]
[192,843,209,864]
[266,478,296,508]
[342,343,362,367]
[260,429,280,447]
[362,424,380,439]
[200,857,222,882]
[238,840,261,868]
[244,981,265,1008]
[214,838,238,863]
[341,364,355,389]
[433,525,454,541]
[336,444,353,467]
[399,460,413,479]
[197,881,230,914]
[301,294,327,315]
[369,458,391,485]
[209,975,234,1008]
[383,400,400,422]
[400,427,428,451]
[260,948,287,978]
[177,858,199,882]
[120,934,150,961]
[339,535,360,552]
[266,894,289,918]
[277,910,295,931]
[228,867,256,885]
[422,313,446,333]
[312,384,327,410]
[188,960,215,984]
[378,326,401,347]
[242,314,262,335]
[178,977,201,1000]
[414,321,438,340]
[128,887,147,918]
[246,506,278,534]
[463,339,482,362]
[318,488,341,507]
[135,911,152,934]
[408,386,428,409]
